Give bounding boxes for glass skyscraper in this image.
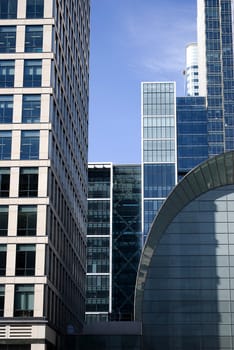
[197,0,234,156]
[141,82,177,240]
[0,1,90,349]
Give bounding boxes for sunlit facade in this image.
[0,0,90,349]
[185,43,199,96]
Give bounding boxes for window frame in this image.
[0,168,10,197]
[20,130,40,160]
[0,131,11,160]
[0,26,16,53]
[17,205,37,236]
[19,167,38,197]
[14,284,34,317]
[25,25,43,52]
[0,60,15,88]
[23,59,42,88]
[0,0,17,19]
[26,0,44,19]
[0,95,13,123]
[0,206,8,236]
[22,94,41,123]
[15,244,35,276]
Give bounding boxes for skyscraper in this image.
[0,0,90,349]
[185,43,199,96]
[141,82,177,240]
[197,0,234,156]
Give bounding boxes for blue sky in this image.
[88,0,197,164]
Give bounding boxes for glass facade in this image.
[0,95,13,123]
[142,82,177,240]
[86,164,142,324]
[112,165,141,321]
[198,0,234,155]
[86,165,111,324]
[177,96,208,178]
[135,151,234,350]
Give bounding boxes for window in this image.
[0,26,16,53]
[0,168,10,197]
[19,167,38,197]
[0,95,13,123]
[0,285,4,316]
[25,26,43,52]
[26,0,44,18]
[0,0,17,19]
[23,60,42,87]
[16,244,35,276]
[17,205,37,236]
[0,206,8,236]
[22,95,41,123]
[0,245,6,276]
[20,131,39,160]
[14,285,34,317]
[0,131,11,160]
[0,60,14,88]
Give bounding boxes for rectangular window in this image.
[25,25,43,52]
[0,168,10,197]
[20,131,39,160]
[0,206,8,236]
[0,26,16,53]
[0,60,15,88]
[22,95,41,123]
[17,205,37,236]
[0,131,11,160]
[16,244,35,276]
[23,60,42,87]
[26,0,44,18]
[0,95,13,123]
[0,285,4,316]
[19,167,38,197]
[0,245,6,276]
[14,285,34,317]
[0,0,17,19]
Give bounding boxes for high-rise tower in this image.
[141,82,177,240]
[197,0,234,156]
[185,43,199,96]
[0,0,90,349]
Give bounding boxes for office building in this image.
[141,82,177,240]
[197,0,234,156]
[0,0,90,349]
[135,151,234,350]
[185,43,199,96]
[86,163,141,323]
[177,96,208,179]
[86,163,112,324]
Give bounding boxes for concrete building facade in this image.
[0,0,90,349]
